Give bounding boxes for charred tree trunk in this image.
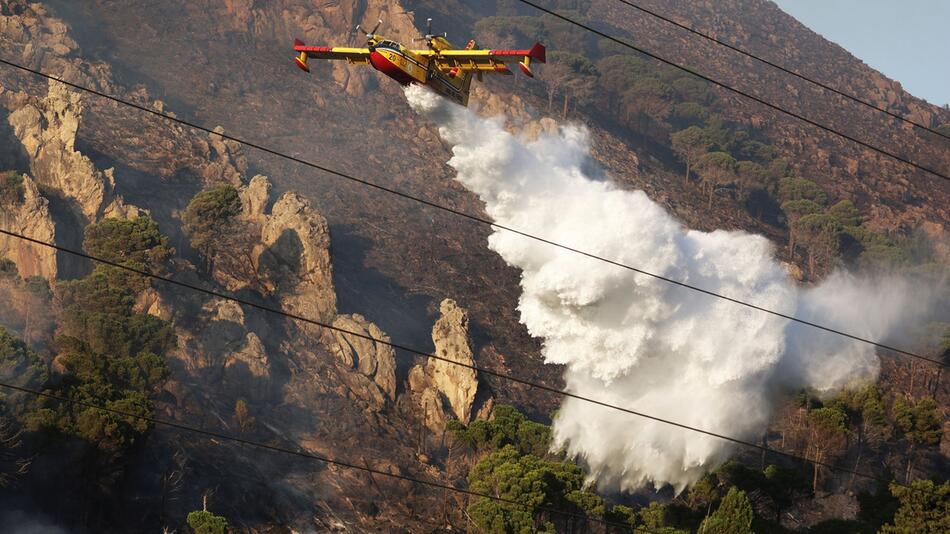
[848,427,864,493]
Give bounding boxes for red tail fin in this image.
[528,42,546,63]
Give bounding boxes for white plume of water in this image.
[404,85,932,492]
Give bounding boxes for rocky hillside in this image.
[0,0,946,531]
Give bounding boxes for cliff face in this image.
[0,77,145,280]
[0,173,56,279]
[6,80,140,223]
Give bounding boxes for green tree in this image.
[735,160,767,204]
[778,177,828,204]
[838,386,891,491]
[737,140,777,164]
[696,152,737,207]
[597,55,652,96]
[537,52,600,117]
[28,337,167,451]
[806,406,849,492]
[636,501,689,534]
[182,185,242,263]
[781,199,823,253]
[671,77,715,105]
[467,445,601,533]
[57,268,175,358]
[624,77,674,127]
[794,213,843,276]
[187,509,229,534]
[83,216,173,270]
[671,127,711,185]
[879,480,949,534]
[700,116,730,150]
[891,396,942,482]
[29,219,174,454]
[670,101,709,129]
[448,404,551,457]
[765,158,792,185]
[827,200,862,227]
[0,326,48,416]
[699,487,754,534]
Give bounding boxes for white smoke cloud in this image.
[404,86,933,492]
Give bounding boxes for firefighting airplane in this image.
[293,18,545,106]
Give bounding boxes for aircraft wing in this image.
[416,43,546,77]
[293,39,371,71]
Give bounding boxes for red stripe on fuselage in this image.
[489,49,532,57]
[294,46,333,53]
[369,50,416,85]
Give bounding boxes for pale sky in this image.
[773,0,950,107]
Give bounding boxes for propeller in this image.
[354,18,383,43]
[412,18,448,50]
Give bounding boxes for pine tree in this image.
[879,480,949,534]
[699,487,754,534]
[186,509,228,534]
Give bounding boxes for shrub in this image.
[0,171,24,206]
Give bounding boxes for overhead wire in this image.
[607,0,950,142]
[0,11,941,513]
[0,58,941,370]
[0,225,937,497]
[0,381,640,531]
[513,0,950,183]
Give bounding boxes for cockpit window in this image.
[377,40,399,50]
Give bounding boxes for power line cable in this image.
[0,381,640,531]
[0,58,941,370]
[609,0,950,142]
[0,226,936,495]
[514,0,950,183]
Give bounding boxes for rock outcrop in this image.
[0,1,117,94]
[223,332,272,401]
[329,314,397,403]
[197,126,248,187]
[0,173,56,279]
[215,175,397,408]
[258,190,337,324]
[6,80,141,224]
[168,298,274,401]
[409,299,481,430]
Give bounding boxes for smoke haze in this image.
[404,86,934,492]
